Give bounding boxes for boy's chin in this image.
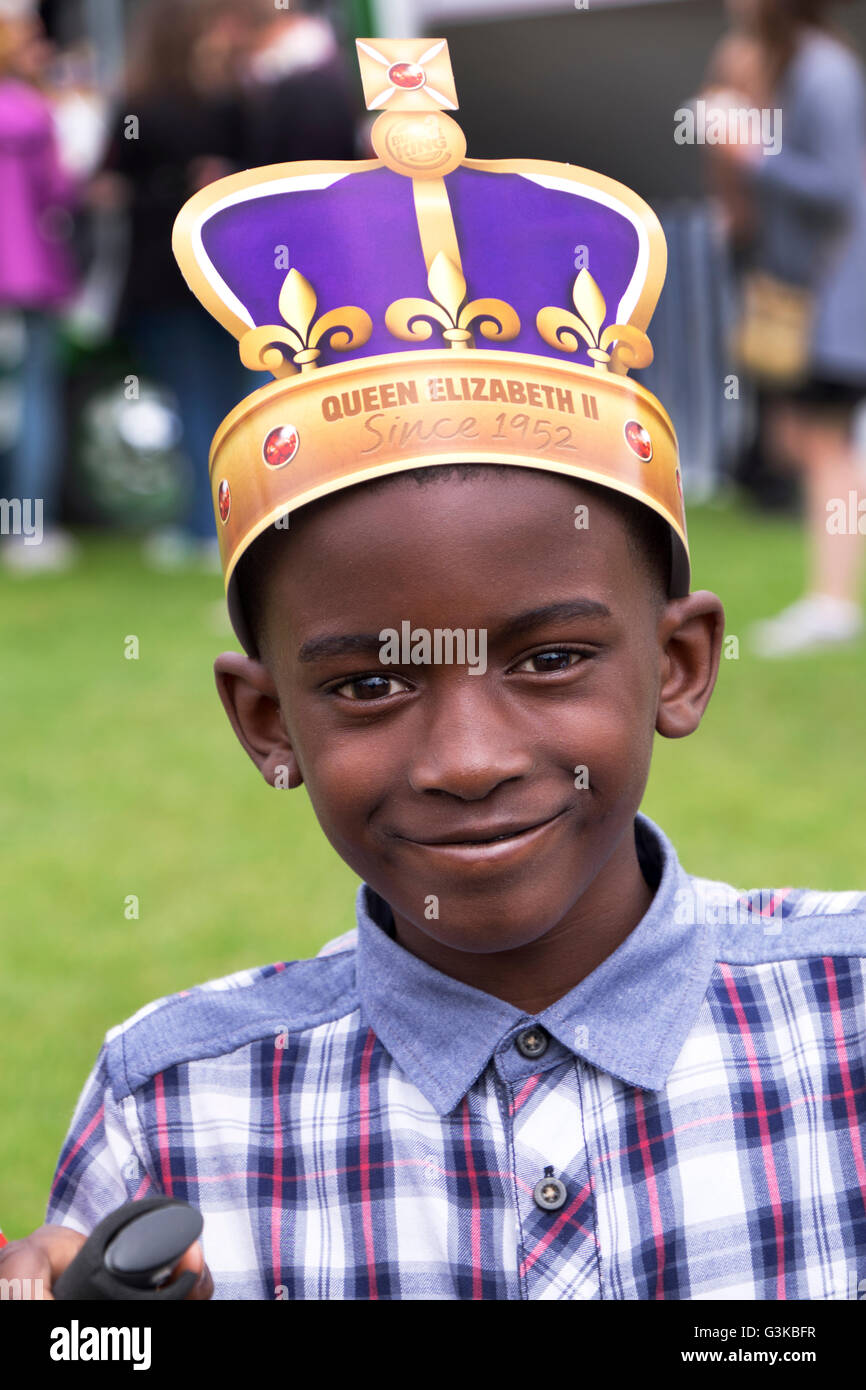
[395,889,577,957]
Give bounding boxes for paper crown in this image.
[172,37,689,655]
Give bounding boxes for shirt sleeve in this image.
[44,1043,158,1234]
[745,52,866,222]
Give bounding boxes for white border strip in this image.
[191,171,355,329]
[520,170,647,325]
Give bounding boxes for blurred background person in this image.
[242,0,357,166]
[89,0,359,573]
[703,0,866,656]
[91,0,253,572]
[0,6,80,573]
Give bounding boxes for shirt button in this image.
[533,1167,567,1212]
[515,1025,549,1059]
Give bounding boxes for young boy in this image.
[5,39,865,1301]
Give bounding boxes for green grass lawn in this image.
[1,498,863,1236]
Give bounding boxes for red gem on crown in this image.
[263,424,300,469]
[388,62,426,90]
[217,479,231,523]
[624,420,653,462]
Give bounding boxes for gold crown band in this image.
[211,349,688,652]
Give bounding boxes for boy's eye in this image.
[513,649,586,674]
[333,674,411,701]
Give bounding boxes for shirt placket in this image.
[495,1023,600,1299]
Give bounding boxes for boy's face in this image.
[216,470,723,978]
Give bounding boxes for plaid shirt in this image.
[46,813,866,1300]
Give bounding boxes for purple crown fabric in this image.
[199,165,641,371]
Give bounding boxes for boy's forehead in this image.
[251,467,639,625]
[268,467,622,558]
[294,464,602,528]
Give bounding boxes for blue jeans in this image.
[129,304,262,541]
[2,309,64,528]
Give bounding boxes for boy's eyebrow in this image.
[494,599,612,643]
[297,632,386,663]
[296,600,612,664]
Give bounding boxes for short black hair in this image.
[236,464,672,665]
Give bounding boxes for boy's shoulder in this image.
[102,927,360,1104]
[681,865,866,963]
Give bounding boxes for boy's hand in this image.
[0,1223,213,1299]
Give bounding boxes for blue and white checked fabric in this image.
[46,813,866,1300]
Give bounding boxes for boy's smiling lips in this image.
[390,808,571,863]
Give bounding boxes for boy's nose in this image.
[406,683,534,800]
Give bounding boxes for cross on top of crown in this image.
[355,38,459,112]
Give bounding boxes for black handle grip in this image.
[54,1197,204,1302]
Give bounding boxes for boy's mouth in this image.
[393,810,568,859]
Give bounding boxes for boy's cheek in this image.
[298,763,389,860]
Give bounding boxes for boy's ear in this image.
[213,651,303,789]
[655,590,725,739]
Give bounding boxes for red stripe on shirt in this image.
[461,1096,483,1298]
[509,1074,541,1116]
[520,1179,594,1279]
[720,964,786,1298]
[594,1082,866,1165]
[52,1103,105,1189]
[271,1037,285,1290]
[634,1089,667,1299]
[153,1073,173,1196]
[359,1028,379,1299]
[823,957,866,1215]
[760,888,791,916]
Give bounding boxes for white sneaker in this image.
[142,526,196,571]
[1,527,79,573]
[196,538,222,574]
[749,593,863,657]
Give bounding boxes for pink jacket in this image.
[0,78,78,308]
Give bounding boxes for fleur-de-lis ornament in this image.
[239,268,373,376]
[537,268,653,372]
[386,251,520,350]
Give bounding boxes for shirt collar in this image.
[354,812,716,1115]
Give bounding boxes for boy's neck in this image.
[386,820,657,1016]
